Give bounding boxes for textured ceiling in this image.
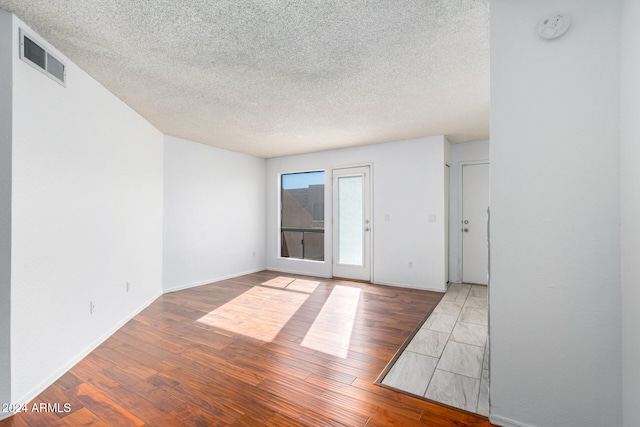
[1,1,489,158]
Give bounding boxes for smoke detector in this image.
[538,14,571,40]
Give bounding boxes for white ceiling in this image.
[2,1,489,158]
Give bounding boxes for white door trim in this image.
[457,160,489,282]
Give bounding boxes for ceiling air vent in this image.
[19,29,66,86]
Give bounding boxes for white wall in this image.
[490,1,621,426]
[621,0,640,425]
[448,140,489,283]
[163,136,266,291]
[266,136,449,291]
[0,9,12,418]
[10,16,164,404]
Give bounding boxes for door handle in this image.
[463,228,469,232]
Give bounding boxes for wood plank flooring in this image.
[0,271,494,426]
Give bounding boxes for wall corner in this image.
[0,7,13,416]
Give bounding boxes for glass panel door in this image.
[332,166,371,281]
[338,175,363,265]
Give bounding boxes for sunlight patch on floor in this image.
[262,277,320,293]
[197,285,308,342]
[262,276,296,288]
[301,285,361,358]
[285,279,320,293]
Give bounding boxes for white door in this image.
[332,166,371,281]
[462,163,490,285]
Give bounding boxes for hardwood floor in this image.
[0,271,493,426]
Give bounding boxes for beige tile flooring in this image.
[382,283,489,415]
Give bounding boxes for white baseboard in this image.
[373,279,447,293]
[266,267,332,279]
[12,290,162,407]
[162,268,266,293]
[490,414,534,427]
[266,271,446,293]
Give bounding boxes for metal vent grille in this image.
[19,29,66,86]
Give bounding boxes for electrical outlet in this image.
[90,301,96,314]
[408,261,414,269]
[126,282,130,293]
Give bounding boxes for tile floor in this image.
[382,283,489,415]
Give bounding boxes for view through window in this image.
[281,171,325,261]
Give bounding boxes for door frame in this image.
[457,160,489,282]
[331,163,374,282]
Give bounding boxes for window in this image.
[281,171,325,261]
[19,29,66,86]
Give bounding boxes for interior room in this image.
[1,0,639,426]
